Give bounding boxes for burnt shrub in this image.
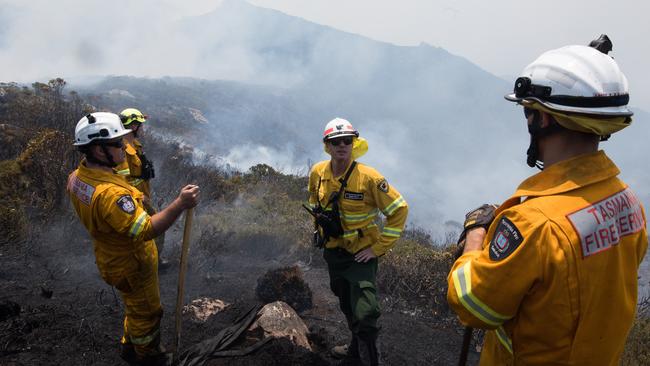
[377,238,456,318]
[255,266,313,313]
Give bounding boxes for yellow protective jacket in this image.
[448,151,648,365]
[308,160,408,256]
[116,138,151,197]
[68,161,157,287]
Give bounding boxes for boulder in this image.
[182,297,229,323]
[250,301,312,351]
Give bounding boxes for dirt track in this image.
[0,217,479,366]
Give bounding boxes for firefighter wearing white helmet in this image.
[448,35,647,365]
[67,112,200,365]
[308,118,408,365]
[116,108,166,268]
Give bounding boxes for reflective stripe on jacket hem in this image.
[451,261,510,326]
[342,208,379,223]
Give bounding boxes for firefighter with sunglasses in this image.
[447,35,648,365]
[307,118,408,365]
[67,112,200,365]
[116,108,167,268]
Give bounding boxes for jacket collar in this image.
[322,159,356,181]
[77,160,137,192]
[513,150,619,198]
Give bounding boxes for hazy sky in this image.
[1,0,647,109]
[154,0,649,110]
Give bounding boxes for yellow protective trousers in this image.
[118,244,163,356]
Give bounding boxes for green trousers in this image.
[324,248,381,339]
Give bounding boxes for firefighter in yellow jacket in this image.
[447,35,648,365]
[308,118,408,366]
[67,112,199,365]
[115,108,167,267]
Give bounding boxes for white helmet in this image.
[74,112,131,146]
[505,43,632,117]
[322,118,359,141]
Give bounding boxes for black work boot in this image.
[135,352,172,366]
[357,334,381,366]
[120,343,138,365]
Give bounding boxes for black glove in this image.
[455,204,499,259]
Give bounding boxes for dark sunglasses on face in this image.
[328,136,353,146]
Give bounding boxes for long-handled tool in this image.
[173,208,194,362]
[458,326,473,366]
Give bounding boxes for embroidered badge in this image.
[377,179,389,193]
[116,195,136,214]
[489,217,524,261]
[344,191,364,201]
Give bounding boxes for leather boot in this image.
[119,343,138,365]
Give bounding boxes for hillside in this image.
[0,80,483,365]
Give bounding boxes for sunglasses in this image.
[328,137,353,146]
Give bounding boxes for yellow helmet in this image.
[119,108,147,126]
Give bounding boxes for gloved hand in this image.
[454,204,499,259]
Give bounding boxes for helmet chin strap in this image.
[526,110,561,170]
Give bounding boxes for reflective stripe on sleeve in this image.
[382,196,406,216]
[129,212,148,238]
[116,169,130,176]
[381,226,402,238]
[451,261,510,326]
[341,209,379,223]
[495,326,513,354]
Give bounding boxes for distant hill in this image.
[73,0,650,229]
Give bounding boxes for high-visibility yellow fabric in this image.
[447,151,648,365]
[308,160,408,256]
[523,100,632,136]
[68,161,161,355]
[115,138,151,197]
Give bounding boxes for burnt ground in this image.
[0,217,479,366]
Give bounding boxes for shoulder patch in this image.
[344,191,364,201]
[116,195,136,214]
[489,217,524,261]
[377,179,389,193]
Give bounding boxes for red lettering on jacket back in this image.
[567,188,645,258]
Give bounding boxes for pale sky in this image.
[1,0,648,109]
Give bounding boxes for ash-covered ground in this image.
[0,215,478,366]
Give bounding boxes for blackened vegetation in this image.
[0,301,20,322]
[255,266,313,313]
